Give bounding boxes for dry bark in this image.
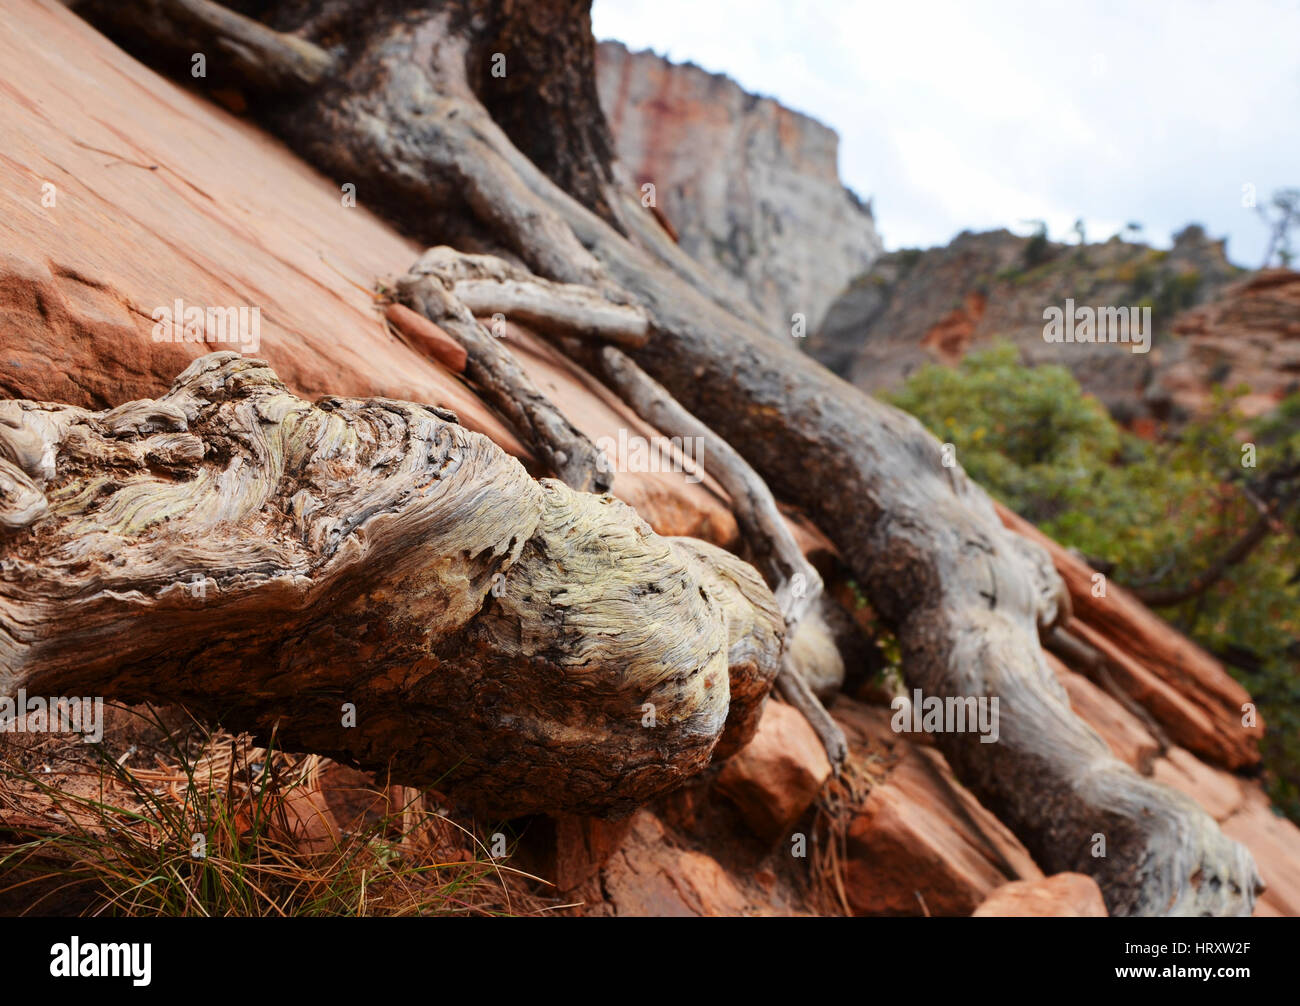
[394,256,610,492]
[588,344,846,768]
[0,353,784,817]
[66,0,1265,914]
[391,247,846,766]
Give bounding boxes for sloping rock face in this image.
[0,0,736,546]
[595,40,882,336]
[713,700,832,841]
[830,702,1044,917]
[807,227,1243,422]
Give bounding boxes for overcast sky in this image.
[592,0,1300,267]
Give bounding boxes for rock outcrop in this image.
[973,873,1108,917]
[1150,268,1300,420]
[831,702,1044,917]
[595,40,882,336]
[714,700,832,841]
[807,227,1245,423]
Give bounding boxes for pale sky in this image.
[592,0,1300,267]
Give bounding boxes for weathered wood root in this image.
[392,251,847,768]
[74,0,334,91]
[0,353,784,817]
[395,260,610,493]
[589,343,846,770]
[500,144,1264,917]
[409,246,650,349]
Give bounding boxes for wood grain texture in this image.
[0,353,783,816]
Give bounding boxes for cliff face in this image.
[807,227,1246,423]
[1154,269,1300,420]
[595,40,882,336]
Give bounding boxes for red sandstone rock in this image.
[1157,269,1300,420]
[384,302,467,373]
[597,811,753,917]
[832,701,1043,916]
[920,291,986,365]
[0,0,736,548]
[973,873,1108,917]
[1151,747,1247,824]
[595,40,882,335]
[278,762,390,855]
[713,700,832,841]
[532,814,637,893]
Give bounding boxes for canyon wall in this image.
[596,40,882,336]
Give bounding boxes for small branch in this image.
[452,278,649,349]
[1132,482,1299,607]
[589,344,846,770]
[405,246,648,344]
[595,346,824,631]
[395,268,610,493]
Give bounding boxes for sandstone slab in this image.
[973,873,1108,917]
[713,699,832,841]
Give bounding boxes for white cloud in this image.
[593,0,1300,265]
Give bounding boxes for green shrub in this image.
[889,343,1300,820]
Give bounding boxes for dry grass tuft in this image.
[0,705,560,917]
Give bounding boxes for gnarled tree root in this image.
[395,261,611,493]
[394,247,847,769]
[0,353,783,817]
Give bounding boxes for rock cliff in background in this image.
[807,226,1247,423]
[595,40,882,336]
[1154,268,1300,420]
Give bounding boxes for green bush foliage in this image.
[889,342,1300,820]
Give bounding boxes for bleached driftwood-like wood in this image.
[395,263,611,493]
[593,347,820,626]
[410,246,650,349]
[787,601,847,702]
[392,249,846,766]
[0,354,784,817]
[589,344,846,768]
